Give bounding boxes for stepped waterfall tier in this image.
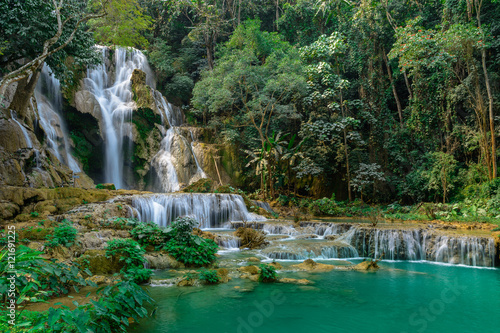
[35,64,81,173]
[246,222,497,267]
[128,193,266,228]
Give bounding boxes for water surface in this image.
[132,261,500,333]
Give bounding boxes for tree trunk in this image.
[9,68,42,121]
[403,70,413,100]
[383,51,403,127]
[475,0,496,178]
[340,89,352,201]
[482,48,496,178]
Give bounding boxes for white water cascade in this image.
[130,193,266,228]
[254,222,496,267]
[10,110,33,148]
[35,64,81,172]
[152,94,207,192]
[84,47,154,188]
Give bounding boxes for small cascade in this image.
[151,128,181,192]
[152,88,206,192]
[347,227,496,267]
[252,200,275,213]
[84,47,154,188]
[263,224,300,236]
[10,110,33,148]
[244,221,496,267]
[35,64,81,172]
[130,193,266,228]
[217,234,241,249]
[262,240,359,260]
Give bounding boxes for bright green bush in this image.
[198,269,220,284]
[105,239,145,268]
[105,239,152,283]
[163,216,219,266]
[308,197,340,216]
[259,264,278,282]
[45,219,78,248]
[130,221,171,248]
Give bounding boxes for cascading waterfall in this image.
[130,193,266,228]
[10,110,33,148]
[257,222,495,267]
[349,227,495,266]
[252,200,275,213]
[10,110,41,169]
[84,47,154,188]
[35,64,81,172]
[152,91,206,192]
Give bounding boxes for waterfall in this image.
[130,193,266,228]
[35,64,81,172]
[151,90,206,192]
[84,47,154,188]
[217,234,242,249]
[254,221,496,267]
[252,200,275,213]
[345,227,495,267]
[10,110,33,148]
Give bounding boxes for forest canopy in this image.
[1,0,499,204]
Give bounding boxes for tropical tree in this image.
[0,0,110,118]
[192,19,307,196]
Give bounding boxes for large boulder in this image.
[291,259,336,272]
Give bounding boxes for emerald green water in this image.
[133,262,500,333]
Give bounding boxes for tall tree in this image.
[0,0,110,118]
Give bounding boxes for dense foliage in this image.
[139,0,500,205]
[198,269,220,284]
[259,263,278,282]
[45,219,78,248]
[163,216,219,266]
[105,238,152,283]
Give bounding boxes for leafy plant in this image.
[123,266,152,284]
[198,269,220,284]
[130,222,172,248]
[259,264,278,282]
[162,216,219,266]
[164,237,218,266]
[38,281,152,333]
[30,211,39,217]
[105,239,145,268]
[45,220,78,248]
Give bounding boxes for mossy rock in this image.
[131,69,155,108]
[182,178,215,193]
[96,183,116,190]
[18,227,53,240]
[77,249,124,275]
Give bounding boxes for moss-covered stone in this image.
[76,249,124,275]
[182,178,215,193]
[18,227,53,240]
[131,69,155,109]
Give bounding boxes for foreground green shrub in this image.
[31,281,152,332]
[130,221,171,248]
[259,264,278,282]
[105,239,152,283]
[164,237,218,266]
[0,246,95,305]
[105,239,145,268]
[163,216,219,266]
[198,269,220,284]
[45,219,78,248]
